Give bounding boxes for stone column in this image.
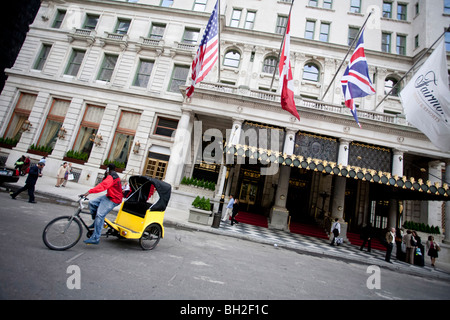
[269,128,296,230]
[444,161,450,244]
[331,139,351,240]
[164,109,193,186]
[387,149,404,229]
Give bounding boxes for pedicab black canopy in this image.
[122,175,172,217]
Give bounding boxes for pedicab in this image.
[42,175,171,251]
[104,175,172,250]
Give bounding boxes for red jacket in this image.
[89,171,123,204]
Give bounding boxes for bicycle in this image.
[42,195,93,250]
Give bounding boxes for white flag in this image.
[400,38,450,152]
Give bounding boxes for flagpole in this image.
[320,10,373,101]
[217,0,221,82]
[269,0,295,91]
[375,25,450,110]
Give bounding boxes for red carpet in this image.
[234,211,268,228]
[346,232,387,251]
[289,222,329,240]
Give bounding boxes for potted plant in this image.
[188,196,212,225]
[27,144,52,157]
[63,149,89,164]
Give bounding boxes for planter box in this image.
[188,207,212,225]
[178,184,214,198]
[27,149,50,157]
[100,164,124,173]
[63,156,86,165]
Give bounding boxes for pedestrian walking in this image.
[222,195,234,223]
[426,235,440,268]
[385,227,396,263]
[412,231,424,266]
[55,162,67,187]
[81,164,123,245]
[360,222,373,252]
[330,218,340,246]
[62,163,73,187]
[231,199,239,226]
[10,161,45,203]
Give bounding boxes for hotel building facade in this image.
[1,0,449,243]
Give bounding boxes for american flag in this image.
[341,30,375,127]
[279,13,300,121]
[186,0,219,98]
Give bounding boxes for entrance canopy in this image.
[224,143,449,201]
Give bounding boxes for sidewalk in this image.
[4,174,450,282]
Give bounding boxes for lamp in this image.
[90,133,103,146]
[133,141,140,154]
[20,120,32,132]
[57,126,67,139]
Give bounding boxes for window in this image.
[37,99,70,150]
[303,63,319,82]
[83,14,99,30]
[348,27,359,45]
[396,35,406,55]
[73,104,104,156]
[319,22,330,42]
[33,44,51,70]
[154,117,178,137]
[382,2,393,18]
[133,59,154,87]
[223,50,240,68]
[161,0,173,7]
[168,65,190,92]
[275,15,288,34]
[114,18,131,35]
[305,20,315,39]
[149,23,165,40]
[97,54,118,82]
[182,28,200,44]
[323,0,333,9]
[308,0,318,7]
[52,9,66,28]
[415,34,419,49]
[193,0,207,11]
[350,0,361,13]
[64,49,85,76]
[145,152,170,179]
[107,111,140,166]
[262,56,278,74]
[244,11,256,30]
[445,0,450,14]
[397,4,407,20]
[446,31,450,51]
[384,77,399,96]
[230,9,242,27]
[3,93,36,142]
[382,32,391,53]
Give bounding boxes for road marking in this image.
[66,252,84,263]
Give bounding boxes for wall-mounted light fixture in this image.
[90,133,103,146]
[133,141,141,154]
[57,126,67,139]
[21,120,32,132]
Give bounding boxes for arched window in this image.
[384,77,400,96]
[262,56,278,74]
[223,50,241,68]
[303,63,320,82]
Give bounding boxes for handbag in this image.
[415,247,422,256]
[401,242,406,253]
[68,173,74,181]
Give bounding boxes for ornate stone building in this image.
[0,0,449,241]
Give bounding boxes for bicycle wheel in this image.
[43,216,82,250]
[139,224,161,250]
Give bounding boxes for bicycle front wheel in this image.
[43,216,82,250]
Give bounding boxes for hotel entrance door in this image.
[239,180,258,212]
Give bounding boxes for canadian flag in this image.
[279,14,300,121]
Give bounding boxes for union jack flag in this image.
[341,30,375,127]
[186,0,219,98]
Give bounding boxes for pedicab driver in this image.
[81,164,123,245]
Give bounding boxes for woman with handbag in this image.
[426,236,440,268]
[62,163,73,187]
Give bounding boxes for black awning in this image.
[225,143,449,201]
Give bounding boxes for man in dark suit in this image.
[10,161,45,203]
[360,223,373,252]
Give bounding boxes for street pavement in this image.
[3,174,450,282]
